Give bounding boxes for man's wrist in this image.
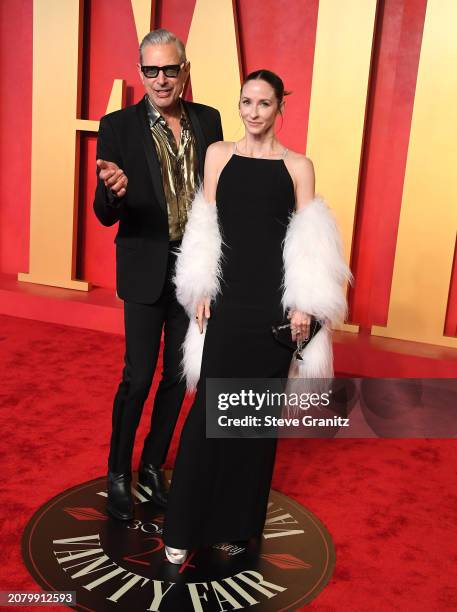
[105,185,124,207]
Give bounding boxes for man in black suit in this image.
[94,29,223,520]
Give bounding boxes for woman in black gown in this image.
[162,70,351,563]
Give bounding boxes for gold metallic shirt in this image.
[146,96,198,241]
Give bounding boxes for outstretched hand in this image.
[97,159,128,198]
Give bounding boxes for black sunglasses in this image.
[140,63,184,78]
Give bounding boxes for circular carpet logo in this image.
[22,473,335,611]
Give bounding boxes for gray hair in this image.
[139,29,187,63]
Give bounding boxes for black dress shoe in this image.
[106,471,134,520]
[138,461,168,508]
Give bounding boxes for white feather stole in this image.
[282,196,353,381]
[173,188,222,390]
[174,191,352,390]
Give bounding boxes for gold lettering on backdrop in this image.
[79,0,154,134]
[131,0,155,46]
[19,0,127,290]
[372,0,457,348]
[307,0,377,335]
[19,0,89,289]
[186,0,241,138]
[76,79,126,132]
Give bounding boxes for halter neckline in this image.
[233,142,288,160]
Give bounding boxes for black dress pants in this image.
[108,246,188,473]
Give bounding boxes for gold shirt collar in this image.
[145,95,189,129]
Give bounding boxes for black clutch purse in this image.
[271,315,322,360]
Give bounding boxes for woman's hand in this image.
[288,309,311,342]
[195,298,211,334]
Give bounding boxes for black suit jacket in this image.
[93,98,223,303]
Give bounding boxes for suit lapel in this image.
[135,100,167,212]
[184,101,206,181]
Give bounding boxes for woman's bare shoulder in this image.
[207,141,234,159]
[204,142,235,199]
[286,149,314,170]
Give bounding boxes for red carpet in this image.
[0,313,456,610]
